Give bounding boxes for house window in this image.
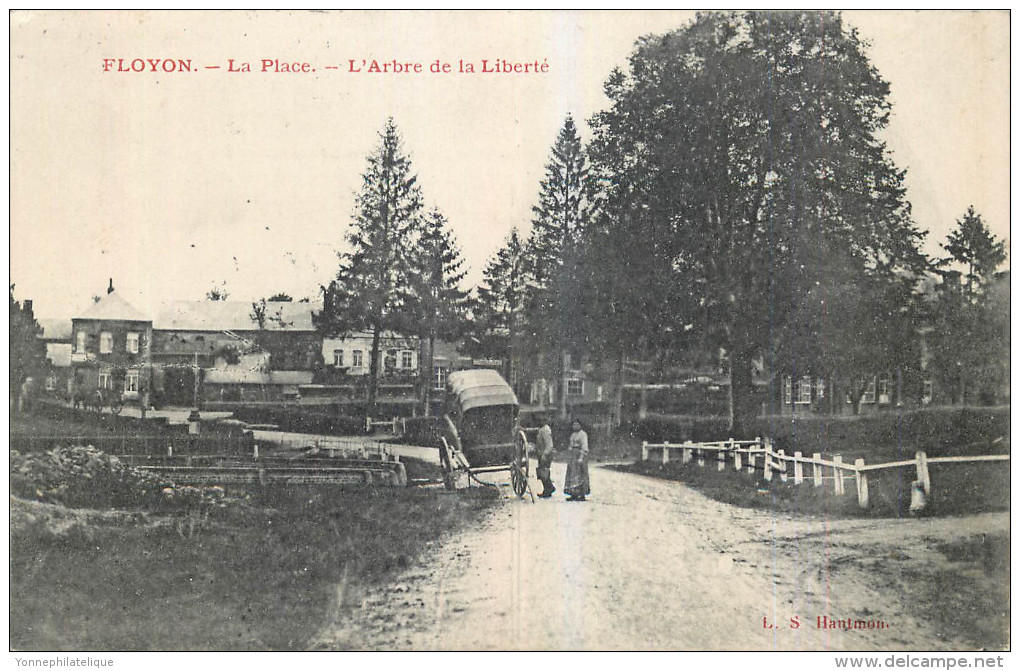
[878,378,891,404]
[46,375,57,391]
[126,332,139,354]
[124,370,139,393]
[862,377,877,404]
[98,371,111,389]
[434,365,447,390]
[352,350,364,368]
[100,331,113,354]
[783,376,792,405]
[530,381,538,405]
[596,385,604,402]
[401,350,414,369]
[922,380,933,405]
[567,378,584,396]
[76,331,86,353]
[796,376,812,404]
[333,349,344,367]
[384,349,397,372]
[816,378,825,399]
[548,383,555,405]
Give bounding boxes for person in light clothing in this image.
[535,414,556,498]
[564,419,590,501]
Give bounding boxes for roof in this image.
[204,369,313,386]
[446,369,517,412]
[37,318,72,341]
[154,300,322,332]
[76,292,150,323]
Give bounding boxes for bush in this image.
[10,446,228,511]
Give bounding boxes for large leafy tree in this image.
[588,11,925,435]
[472,227,529,382]
[315,118,423,411]
[407,207,470,410]
[525,115,594,418]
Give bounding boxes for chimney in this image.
[107,278,114,294]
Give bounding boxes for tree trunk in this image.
[728,344,756,438]
[368,326,381,413]
[611,347,625,428]
[558,347,569,420]
[424,332,436,416]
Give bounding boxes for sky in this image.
[9,10,1010,319]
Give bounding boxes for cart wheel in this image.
[110,397,123,415]
[511,431,529,498]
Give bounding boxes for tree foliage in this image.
[927,209,1009,404]
[315,118,424,410]
[408,207,470,406]
[939,206,1007,300]
[472,227,528,368]
[587,11,926,434]
[10,285,45,391]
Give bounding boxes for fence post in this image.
[662,441,670,465]
[915,451,930,495]
[910,450,930,514]
[365,416,372,433]
[855,458,869,508]
[253,443,259,460]
[682,440,693,464]
[697,446,705,468]
[641,441,648,462]
[747,446,756,474]
[717,447,726,471]
[167,442,173,458]
[763,441,772,481]
[833,455,845,495]
[778,449,788,482]
[812,453,823,487]
[733,448,742,471]
[794,451,803,485]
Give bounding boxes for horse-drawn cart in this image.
[439,369,532,498]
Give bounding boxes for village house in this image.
[69,283,154,402]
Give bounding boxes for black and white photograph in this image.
[8,9,1011,658]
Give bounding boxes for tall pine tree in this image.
[473,227,529,386]
[526,114,593,418]
[315,118,423,411]
[408,207,470,411]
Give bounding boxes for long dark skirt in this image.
[564,452,590,497]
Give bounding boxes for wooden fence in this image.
[641,437,1010,511]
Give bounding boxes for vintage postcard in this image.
[8,9,1010,660]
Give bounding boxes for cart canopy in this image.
[446,369,518,413]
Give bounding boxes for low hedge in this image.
[220,404,368,436]
[628,406,1010,461]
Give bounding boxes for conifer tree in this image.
[408,207,470,410]
[526,114,593,418]
[315,118,423,411]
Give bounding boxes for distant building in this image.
[70,284,153,401]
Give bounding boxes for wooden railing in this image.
[641,437,1010,511]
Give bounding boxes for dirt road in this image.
[313,462,1008,651]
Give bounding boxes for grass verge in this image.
[612,458,1009,519]
[10,484,498,650]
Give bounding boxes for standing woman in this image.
[564,419,590,501]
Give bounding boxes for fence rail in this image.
[641,437,1009,511]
